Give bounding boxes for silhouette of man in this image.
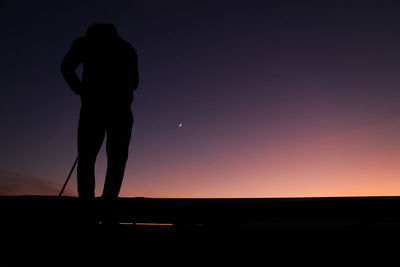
[61,23,139,199]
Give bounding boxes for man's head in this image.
[86,23,118,38]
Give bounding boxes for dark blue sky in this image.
[1,1,400,197]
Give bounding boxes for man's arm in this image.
[61,38,83,95]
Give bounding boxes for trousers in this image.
[77,105,133,198]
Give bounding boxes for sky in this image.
[1,0,400,198]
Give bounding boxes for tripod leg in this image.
[59,156,79,197]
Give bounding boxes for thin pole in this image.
[59,156,79,197]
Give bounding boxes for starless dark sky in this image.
[1,0,400,197]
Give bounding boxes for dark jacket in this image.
[61,25,139,108]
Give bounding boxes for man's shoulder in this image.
[117,36,135,51]
[70,36,87,49]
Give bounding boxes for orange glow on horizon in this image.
[120,117,400,198]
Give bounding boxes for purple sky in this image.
[1,1,400,197]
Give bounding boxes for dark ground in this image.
[2,195,400,248]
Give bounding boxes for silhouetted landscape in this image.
[2,195,400,247]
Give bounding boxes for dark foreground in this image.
[2,195,400,247]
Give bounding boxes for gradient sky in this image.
[1,0,400,197]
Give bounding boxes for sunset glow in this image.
[119,117,400,198]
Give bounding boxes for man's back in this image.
[61,24,139,108]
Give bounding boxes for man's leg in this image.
[102,111,133,198]
[77,108,105,198]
